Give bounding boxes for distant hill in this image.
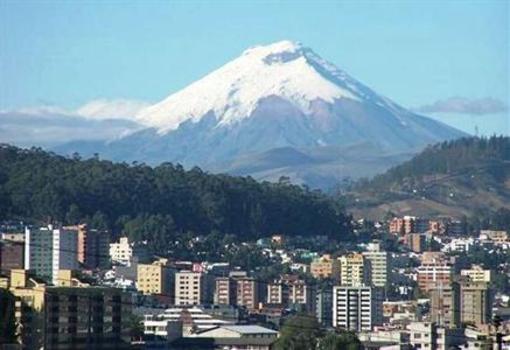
[0,144,352,249]
[345,136,510,219]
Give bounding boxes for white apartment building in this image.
[109,236,133,265]
[333,285,383,332]
[175,271,209,306]
[25,225,79,284]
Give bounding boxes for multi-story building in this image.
[407,322,437,350]
[7,269,131,349]
[8,269,46,349]
[266,281,289,305]
[362,245,390,288]
[332,285,383,332]
[430,282,460,328]
[25,226,79,284]
[417,252,453,293]
[214,277,237,306]
[389,216,415,235]
[65,224,110,269]
[315,287,333,327]
[0,240,24,273]
[310,255,340,280]
[460,265,493,283]
[460,280,492,326]
[407,233,427,253]
[137,258,175,297]
[339,253,370,287]
[175,271,212,306]
[480,230,508,244]
[109,236,133,265]
[236,277,259,310]
[43,286,131,349]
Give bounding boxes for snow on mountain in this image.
[56,40,467,188]
[137,40,399,133]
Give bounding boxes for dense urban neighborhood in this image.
[1,212,509,349]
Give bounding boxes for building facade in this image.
[332,286,383,332]
[25,226,79,284]
[339,253,370,287]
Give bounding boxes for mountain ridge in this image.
[55,40,467,188]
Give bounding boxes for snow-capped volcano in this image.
[57,40,466,188]
[137,40,402,133]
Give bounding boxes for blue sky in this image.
[1,0,508,135]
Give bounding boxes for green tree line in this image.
[0,145,352,245]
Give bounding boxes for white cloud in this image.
[415,96,508,115]
[75,98,151,120]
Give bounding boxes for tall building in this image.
[460,280,492,326]
[0,240,24,273]
[43,286,131,349]
[460,265,492,283]
[430,283,460,328]
[236,277,259,310]
[214,277,237,305]
[407,233,427,253]
[417,252,453,293]
[25,226,79,284]
[332,286,383,332]
[266,281,289,305]
[175,271,212,306]
[389,216,415,235]
[66,224,110,269]
[315,287,333,327]
[310,255,340,280]
[362,245,390,288]
[339,253,370,287]
[137,258,175,297]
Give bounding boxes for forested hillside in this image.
[0,145,351,244]
[346,136,510,219]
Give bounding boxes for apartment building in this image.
[137,258,175,297]
[460,280,492,326]
[332,285,383,332]
[43,286,131,349]
[316,287,333,327]
[109,236,133,265]
[430,282,460,328]
[65,224,110,269]
[339,253,370,287]
[214,277,237,305]
[310,254,340,280]
[0,240,24,273]
[175,271,212,306]
[25,226,79,284]
[407,233,427,253]
[362,245,390,288]
[236,277,259,310]
[417,252,453,292]
[461,265,492,283]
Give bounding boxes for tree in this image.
[319,331,361,350]
[274,314,322,350]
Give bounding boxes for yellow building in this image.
[310,254,340,280]
[339,253,369,287]
[8,269,46,349]
[137,258,174,295]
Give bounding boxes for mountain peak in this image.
[137,41,363,132]
[242,40,304,59]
